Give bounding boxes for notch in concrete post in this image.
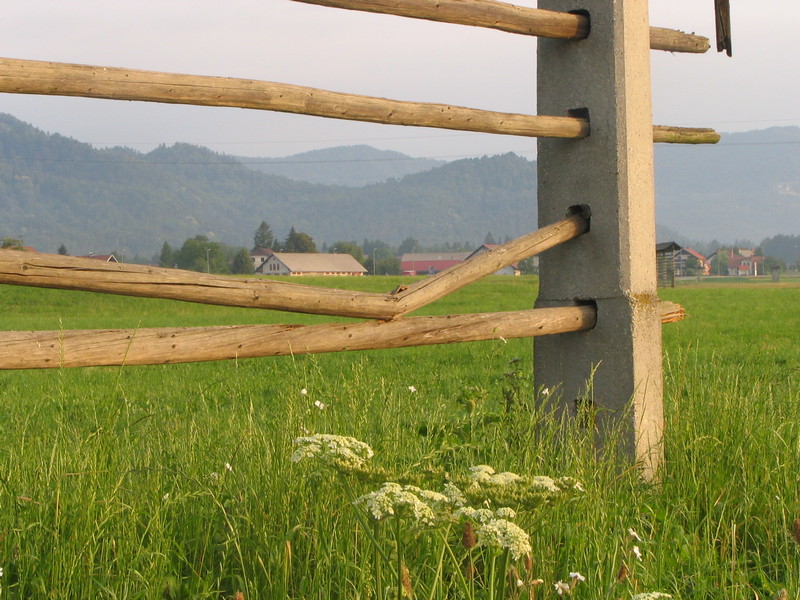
[534,0,664,480]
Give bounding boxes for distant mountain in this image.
[653,126,800,243]
[1,112,798,258]
[0,114,535,256]
[238,145,444,186]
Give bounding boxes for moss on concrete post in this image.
[534,0,664,479]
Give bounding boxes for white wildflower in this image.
[475,518,532,560]
[628,527,641,541]
[499,336,508,344]
[408,385,417,393]
[291,433,374,469]
[443,482,467,507]
[516,578,524,587]
[455,506,496,524]
[355,482,446,526]
[469,464,522,487]
[314,400,326,410]
[495,506,517,520]
[300,388,308,395]
[162,493,170,501]
[225,462,233,472]
[570,572,586,582]
[632,545,643,561]
[209,472,220,480]
[631,594,672,600]
[529,475,561,493]
[0,566,3,577]
[542,387,551,396]
[555,581,571,595]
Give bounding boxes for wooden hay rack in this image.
[0,0,719,477]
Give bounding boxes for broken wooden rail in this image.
[0,58,718,144]
[0,213,588,320]
[290,0,710,54]
[0,301,683,370]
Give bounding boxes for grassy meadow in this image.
[0,276,799,599]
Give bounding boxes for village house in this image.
[257,252,367,276]
[722,247,765,276]
[673,246,710,276]
[79,252,118,262]
[250,247,273,271]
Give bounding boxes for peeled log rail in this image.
[0,58,589,141]
[0,301,683,370]
[0,214,589,320]
[0,58,717,143]
[0,306,597,369]
[653,125,720,144]
[291,0,710,54]
[393,211,588,316]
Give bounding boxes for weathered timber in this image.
[0,58,589,140]
[0,215,587,319]
[653,125,720,144]
[0,250,397,319]
[0,306,596,369]
[293,0,587,39]
[0,58,718,144]
[0,300,683,370]
[291,0,709,53]
[649,26,710,53]
[394,212,588,316]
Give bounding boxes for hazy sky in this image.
[1,1,798,159]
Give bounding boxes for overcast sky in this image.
[1,1,798,159]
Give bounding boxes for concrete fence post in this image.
[534,0,663,478]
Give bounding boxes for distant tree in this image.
[763,255,786,272]
[397,237,419,255]
[158,241,175,268]
[518,256,538,275]
[329,241,364,264]
[709,249,729,276]
[231,248,254,274]
[1,237,24,250]
[57,244,69,256]
[175,235,228,273]
[484,231,496,244]
[284,227,317,253]
[253,221,276,250]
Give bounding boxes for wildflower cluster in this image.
[465,464,584,508]
[631,594,672,600]
[354,482,456,526]
[291,434,374,470]
[455,506,532,560]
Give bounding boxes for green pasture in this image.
[0,276,798,599]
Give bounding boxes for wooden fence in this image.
[0,0,717,475]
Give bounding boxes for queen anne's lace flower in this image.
[291,434,374,469]
[631,594,672,600]
[469,464,523,487]
[477,518,532,560]
[529,475,561,493]
[355,482,450,526]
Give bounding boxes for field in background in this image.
[0,276,798,599]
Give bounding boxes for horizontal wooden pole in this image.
[0,57,589,140]
[292,0,709,53]
[0,215,587,320]
[649,26,710,54]
[0,300,682,369]
[653,125,720,144]
[0,306,597,369]
[0,250,398,320]
[394,211,588,316]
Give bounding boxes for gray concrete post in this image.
[534,0,663,478]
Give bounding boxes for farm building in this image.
[250,247,273,272]
[80,253,118,263]
[257,252,367,276]
[723,248,765,276]
[399,252,470,276]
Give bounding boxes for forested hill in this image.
[237,145,444,186]
[0,114,537,256]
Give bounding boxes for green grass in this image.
[0,276,799,598]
